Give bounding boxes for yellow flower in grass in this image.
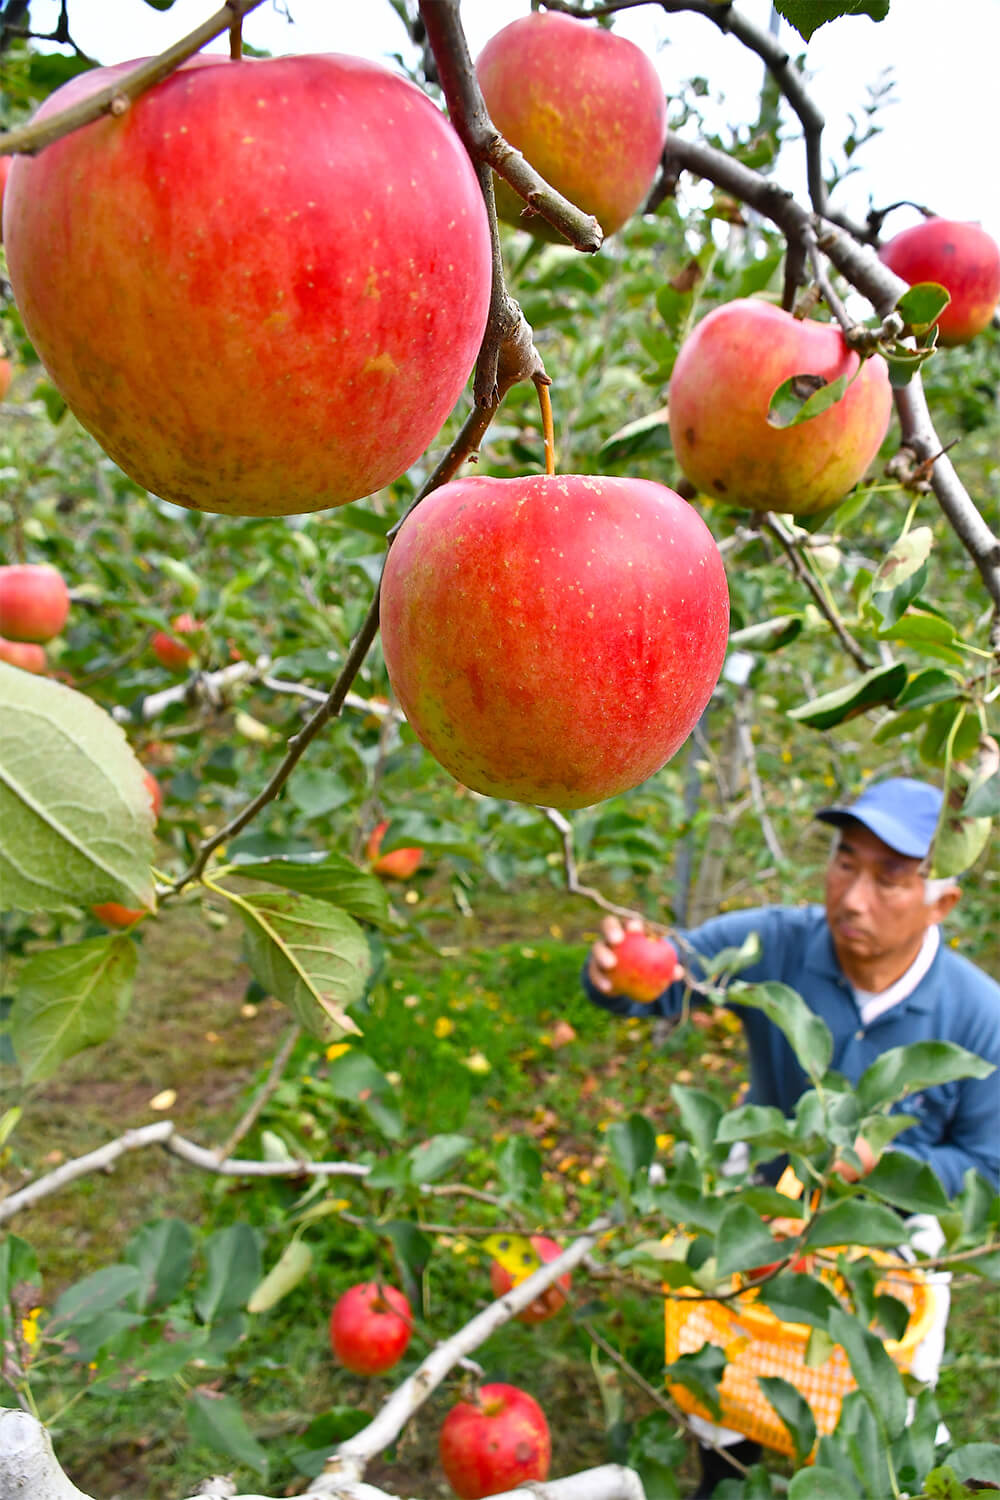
[434,1016,455,1039]
[21,1307,41,1348]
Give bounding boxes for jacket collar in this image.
[802,907,940,1014]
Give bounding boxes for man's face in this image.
[824,821,956,975]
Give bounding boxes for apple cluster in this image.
[0,563,71,676]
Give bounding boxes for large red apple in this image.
[151,614,198,673]
[609,929,680,1003]
[439,1383,551,1500]
[489,1234,571,1324]
[4,54,491,518]
[477,12,667,240]
[0,154,11,241]
[0,564,70,643]
[329,1281,412,1376]
[879,218,1000,346]
[380,474,729,810]
[0,638,47,673]
[366,820,424,880]
[668,299,893,515]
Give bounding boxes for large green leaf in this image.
[229,889,370,1041]
[228,851,394,928]
[856,1041,994,1113]
[194,1225,261,1324]
[728,981,833,1081]
[787,662,907,731]
[0,664,155,913]
[758,1376,817,1466]
[186,1391,268,1476]
[828,1308,907,1438]
[862,1151,949,1216]
[728,615,804,653]
[10,936,137,1083]
[804,1199,908,1250]
[715,1203,784,1278]
[124,1219,195,1313]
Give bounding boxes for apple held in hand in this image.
[668,299,892,516]
[4,54,491,518]
[0,637,47,673]
[151,614,199,673]
[329,1281,412,1376]
[610,929,680,1003]
[489,1234,571,1324]
[0,564,70,643]
[380,474,729,810]
[439,1383,551,1500]
[366,820,424,880]
[477,12,666,241]
[879,218,1000,346]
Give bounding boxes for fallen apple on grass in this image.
[329,1281,412,1376]
[4,52,491,518]
[366,820,424,880]
[0,563,70,643]
[488,1234,571,1324]
[879,217,1000,346]
[668,298,892,515]
[439,1383,551,1500]
[476,11,667,241]
[380,474,729,809]
[608,929,680,1003]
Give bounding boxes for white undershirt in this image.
[852,925,941,1025]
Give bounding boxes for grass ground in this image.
[3,887,998,1498]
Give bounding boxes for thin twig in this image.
[762,513,872,670]
[215,1024,300,1163]
[733,696,786,863]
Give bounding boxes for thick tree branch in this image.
[417,0,603,252]
[0,1,267,158]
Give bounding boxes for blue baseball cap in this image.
[815,777,943,859]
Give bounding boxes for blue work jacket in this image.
[584,905,1000,1196]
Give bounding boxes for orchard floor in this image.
[4,897,998,1499]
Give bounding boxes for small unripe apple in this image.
[668,299,892,515]
[151,613,198,672]
[329,1281,412,1376]
[0,637,47,673]
[365,820,424,880]
[477,12,667,240]
[439,1383,551,1500]
[0,563,70,643]
[489,1234,571,1324]
[611,930,680,1003]
[879,218,1000,346]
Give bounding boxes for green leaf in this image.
[787,662,907,730]
[49,1266,142,1331]
[0,664,156,913]
[285,771,354,820]
[715,1203,784,1278]
[922,1466,978,1500]
[186,1391,268,1475]
[895,668,963,712]
[408,1133,473,1183]
[247,1239,313,1314]
[607,1112,657,1179]
[856,1040,994,1112]
[767,370,851,429]
[124,1219,194,1313]
[964,770,1000,818]
[716,1104,790,1145]
[10,936,137,1084]
[870,526,933,593]
[947,1444,1000,1487]
[758,1375,817,1465]
[671,1086,722,1157]
[896,282,951,333]
[194,1225,262,1324]
[804,1200,908,1250]
[599,406,672,464]
[230,889,369,1041]
[728,981,833,1081]
[228,851,393,928]
[774,0,889,43]
[828,1307,907,1438]
[496,1136,543,1203]
[787,1469,854,1499]
[0,1234,40,1339]
[326,1048,402,1139]
[384,1219,432,1312]
[868,560,928,631]
[757,1272,841,1331]
[862,1151,949,1216]
[664,1343,726,1420]
[728,615,804,653]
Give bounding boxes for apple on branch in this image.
[380,474,729,810]
[4,53,492,518]
[476,12,667,242]
[668,299,892,515]
[328,1281,412,1376]
[0,564,70,644]
[0,637,47,673]
[439,1383,551,1500]
[150,614,199,673]
[92,770,162,929]
[366,820,424,881]
[879,217,1000,346]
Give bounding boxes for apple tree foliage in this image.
[0,1,999,1498]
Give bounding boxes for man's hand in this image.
[586,915,684,997]
[831,1135,879,1183]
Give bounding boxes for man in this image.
[584,776,1000,1496]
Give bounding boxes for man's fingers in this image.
[600,915,625,945]
[592,940,617,970]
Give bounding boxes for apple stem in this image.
[229,12,243,59]
[534,375,556,477]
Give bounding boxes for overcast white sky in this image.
[28,0,998,245]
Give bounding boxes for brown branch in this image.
[215,1024,300,1163]
[417,0,603,253]
[0,1,267,159]
[762,513,872,670]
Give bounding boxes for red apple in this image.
[0,154,11,241]
[489,1234,571,1325]
[92,901,149,929]
[0,564,70,643]
[668,299,893,515]
[439,1383,551,1500]
[329,1281,412,1376]
[0,637,47,673]
[0,354,11,402]
[380,474,729,810]
[151,613,198,673]
[366,820,424,880]
[477,12,667,240]
[142,770,163,821]
[610,929,680,1003]
[745,1255,814,1283]
[879,218,1000,346]
[4,54,491,518]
